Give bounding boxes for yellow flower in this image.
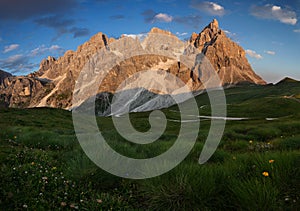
[31,162,35,165]
[249,140,253,144]
[269,160,274,163]
[262,171,269,177]
[14,136,17,139]
[52,167,57,170]
[232,156,236,160]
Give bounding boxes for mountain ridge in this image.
[0,19,267,112]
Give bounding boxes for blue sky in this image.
[0,0,299,83]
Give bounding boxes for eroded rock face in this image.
[0,76,51,108]
[190,19,266,85]
[0,19,266,109]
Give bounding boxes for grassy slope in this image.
[0,82,299,210]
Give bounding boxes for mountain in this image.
[0,19,266,113]
[190,19,265,85]
[276,77,299,85]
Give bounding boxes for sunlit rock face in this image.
[0,19,266,112]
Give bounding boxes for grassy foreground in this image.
[0,83,300,210]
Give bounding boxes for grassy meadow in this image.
[0,82,299,210]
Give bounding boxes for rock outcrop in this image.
[190,19,266,85]
[0,19,266,111]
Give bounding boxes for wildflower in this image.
[61,202,67,207]
[25,171,28,174]
[31,162,35,165]
[42,176,48,180]
[262,171,269,177]
[97,199,102,204]
[232,156,236,160]
[23,204,28,208]
[52,167,57,170]
[70,204,78,209]
[14,136,17,139]
[249,140,253,144]
[269,159,275,163]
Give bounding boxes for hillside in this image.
[0,82,299,210]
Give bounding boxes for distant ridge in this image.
[276,77,299,85]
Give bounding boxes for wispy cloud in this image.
[142,10,173,23]
[0,0,77,21]
[251,4,297,25]
[122,33,148,40]
[153,13,173,23]
[30,45,64,56]
[0,54,38,73]
[173,15,202,28]
[110,15,125,20]
[191,1,226,16]
[34,15,90,39]
[294,29,300,33]
[246,49,263,59]
[142,10,202,28]
[223,30,236,37]
[265,50,276,55]
[0,44,64,74]
[176,32,188,36]
[69,27,90,38]
[3,44,20,53]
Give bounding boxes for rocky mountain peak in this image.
[149,27,175,37]
[0,19,266,110]
[189,19,222,50]
[189,19,265,85]
[209,19,219,31]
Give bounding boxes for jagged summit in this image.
[206,18,219,33]
[189,19,265,85]
[149,27,175,37]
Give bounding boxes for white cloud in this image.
[122,33,147,40]
[176,32,188,36]
[191,1,226,16]
[223,29,237,37]
[251,4,297,25]
[153,13,173,23]
[0,54,38,74]
[246,49,263,59]
[3,44,19,53]
[294,29,300,33]
[265,50,276,55]
[30,44,64,56]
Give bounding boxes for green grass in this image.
[0,82,300,210]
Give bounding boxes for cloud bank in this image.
[251,4,297,25]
